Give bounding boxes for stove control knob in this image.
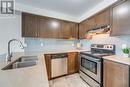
[110,46,113,49]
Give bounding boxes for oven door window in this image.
[81,57,97,74]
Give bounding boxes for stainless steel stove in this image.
[79,44,115,87]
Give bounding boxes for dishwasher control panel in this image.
[51,53,68,59]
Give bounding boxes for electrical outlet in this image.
[122,44,127,49]
[41,43,44,47]
[72,44,75,47]
[24,43,27,47]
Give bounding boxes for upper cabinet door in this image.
[79,20,89,39]
[95,9,110,26]
[61,21,78,39]
[22,13,38,37]
[79,22,85,39]
[70,23,78,39]
[87,17,96,29]
[79,17,96,39]
[111,0,130,36]
[38,17,61,38]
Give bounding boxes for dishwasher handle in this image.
[51,53,68,59]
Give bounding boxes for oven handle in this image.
[80,55,101,62]
[92,58,101,62]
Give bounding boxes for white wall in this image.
[0,11,24,55]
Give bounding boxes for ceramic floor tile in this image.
[49,74,90,87]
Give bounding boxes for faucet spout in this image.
[7,39,24,62]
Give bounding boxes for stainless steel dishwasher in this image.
[51,53,68,78]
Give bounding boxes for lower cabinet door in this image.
[103,60,129,87]
[68,52,79,74]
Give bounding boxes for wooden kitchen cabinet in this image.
[22,12,78,39]
[79,20,90,39]
[87,16,96,29]
[103,60,129,87]
[22,13,38,37]
[95,9,110,26]
[79,8,110,39]
[79,16,96,39]
[79,22,85,39]
[111,0,130,36]
[38,16,61,38]
[61,21,78,39]
[68,52,79,74]
[44,54,51,80]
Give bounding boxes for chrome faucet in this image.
[7,39,24,62]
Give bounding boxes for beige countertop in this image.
[103,55,130,66]
[43,49,88,54]
[0,52,49,87]
[0,49,88,87]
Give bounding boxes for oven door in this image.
[80,54,101,83]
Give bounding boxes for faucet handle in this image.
[20,44,24,49]
[19,42,25,49]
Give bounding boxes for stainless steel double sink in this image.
[2,56,38,70]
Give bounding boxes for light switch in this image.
[72,43,75,47]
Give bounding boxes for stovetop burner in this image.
[81,44,115,58]
[81,51,112,58]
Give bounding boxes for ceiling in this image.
[15,0,117,22]
[16,0,103,17]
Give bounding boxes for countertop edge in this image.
[103,55,130,66]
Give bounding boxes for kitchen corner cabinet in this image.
[87,16,96,29]
[79,17,95,39]
[79,22,86,39]
[103,60,129,87]
[111,0,130,36]
[68,52,79,74]
[22,13,38,37]
[61,21,78,39]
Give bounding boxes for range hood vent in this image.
[87,25,111,35]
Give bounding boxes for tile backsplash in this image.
[24,34,130,56]
[80,34,130,56]
[25,38,77,52]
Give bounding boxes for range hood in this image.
[87,25,111,35]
